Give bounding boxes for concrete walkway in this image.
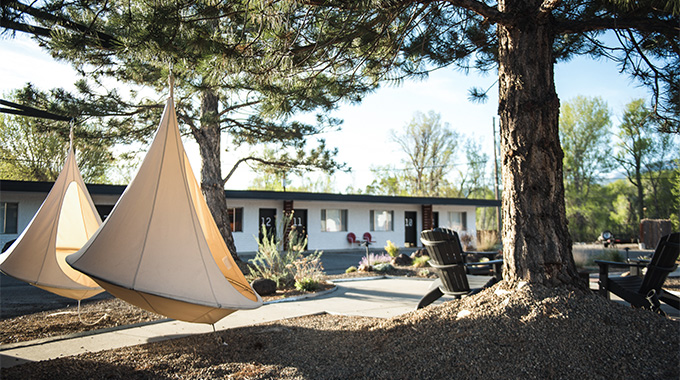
[0,276,470,369]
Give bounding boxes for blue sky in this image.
[0,33,651,191]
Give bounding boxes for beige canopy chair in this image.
[0,148,104,300]
[67,94,262,324]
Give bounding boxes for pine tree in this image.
[285,0,678,286]
[2,1,373,260]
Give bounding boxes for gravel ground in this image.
[0,283,336,345]
[1,281,678,379]
[1,265,678,379]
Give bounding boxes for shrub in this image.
[249,212,315,289]
[295,277,320,292]
[359,253,392,267]
[412,255,430,268]
[345,266,357,273]
[477,230,500,251]
[384,240,400,257]
[460,232,475,251]
[292,251,325,287]
[374,263,393,272]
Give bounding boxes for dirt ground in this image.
[1,280,678,379]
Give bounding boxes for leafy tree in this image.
[559,96,613,241]
[456,137,489,198]
[0,89,113,182]
[1,1,371,259]
[364,165,410,196]
[670,172,680,230]
[614,99,674,224]
[641,139,679,221]
[289,0,678,287]
[390,111,460,196]
[475,187,499,231]
[605,179,638,238]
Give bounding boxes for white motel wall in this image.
[0,180,500,254]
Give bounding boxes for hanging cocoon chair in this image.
[0,148,104,300]
[67,95,262,324]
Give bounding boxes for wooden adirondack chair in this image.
[417,228,502,309]
[596,232,680,313]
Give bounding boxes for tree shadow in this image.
[2,291,678,379]
[0,356,173,379]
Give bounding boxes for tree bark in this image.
[193,89,241,262]
[496,0,582,287]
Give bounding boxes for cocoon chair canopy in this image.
[67,95,262,324]
[0,148,104,300]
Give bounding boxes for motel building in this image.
[0,180,500,254]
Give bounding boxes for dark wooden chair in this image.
[596,232,680,313]
[417,228,502,309]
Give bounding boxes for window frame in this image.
[447,211,468,231]
[227,207,244,232]
[1,202,18,234]
[370,210,394,232]
[321,209,348,232]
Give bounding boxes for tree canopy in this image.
[0,86,114,182]
[2,0,677,285]
[288,0,677,286]
[1,0,380,258]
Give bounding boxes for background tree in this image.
[640,133,679,221]
[670,173,680,230]
[559,96,613,242]
[456,137,489,198]
[0,88,113,182]
[364,165,410,196]
[1,1,372,260]
[615,99,660,223]
[390,111,460,196]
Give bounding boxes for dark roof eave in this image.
[0,180,501,207]
[224,189,500,207]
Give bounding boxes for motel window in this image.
[321,209,347,232]
[228,207,243,232]
[1,202,18,234]
[448,211,467,232]
[370,210,394,232]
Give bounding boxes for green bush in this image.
[373,263,393,272]
[292,250,324,287]
[345,266,357,273]
[249,212,318,289]
[384,240,400,257]
[412,255,430,268]
[295,277,320,292]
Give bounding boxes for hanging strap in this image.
[168,64,175,99]
[77,299,109,326]
[69,121,74,151]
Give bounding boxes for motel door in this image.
[291,209,308,250]
[404,211,417,247]
[259,208,277,242]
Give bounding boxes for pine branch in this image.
[557,15,679,35]
[4,0,121,48]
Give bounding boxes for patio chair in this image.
[417,228,502,309]
[596,232,680,313]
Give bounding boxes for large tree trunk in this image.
[496,0,581,287]
[193,89,241,262]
